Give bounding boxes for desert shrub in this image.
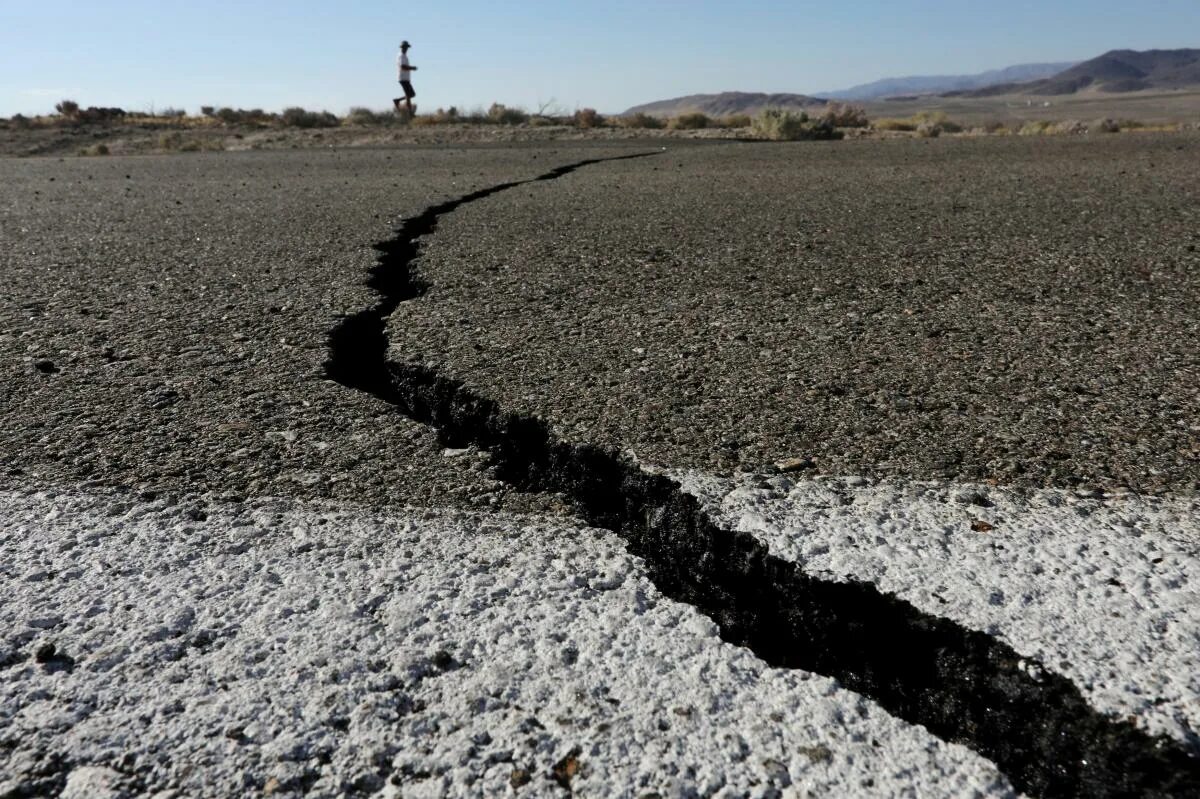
[716,114,752,128]
[79,143,110,156]
[619,113,664,129]
[10,114,30,129]
[982,120,1008,134]
[213,107,273,126]
[159,107,187,118]
[1018,120,1054,136]
[820,102,869,128]
[76,107,127,124]
[574,107,603,128]
[916,122,941,138]
[280,107,338,128]
[200,106,215,117]
[1052,119,1087,135]
[752,108,805,140]
[410,107,457,126]
[159,132,183,149]
[487,103,528,125]
[670,112,710,130]
[872,117,916,132]
[55,99,80,117]
[913,111,962,134]
[344,107,392,126]
[529,115,564,127]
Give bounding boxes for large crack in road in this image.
[324,151,1200,798]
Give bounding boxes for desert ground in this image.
[1,133,1198,797]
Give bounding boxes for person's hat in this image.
[400,40,411,47]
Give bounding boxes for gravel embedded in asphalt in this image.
[0,144,652,512]
[0,489,1016,798]
[397,134,1200,494]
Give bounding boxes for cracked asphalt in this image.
[3,135,1200,797]
[0,143,651,513]
[396,134,1200,494]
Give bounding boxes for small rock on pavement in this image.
[775,456,815,473]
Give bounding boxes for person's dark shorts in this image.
[400,80,416,99]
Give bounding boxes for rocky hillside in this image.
[623,92,827,117]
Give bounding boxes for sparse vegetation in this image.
[487,103,529,125]
[574,108,603,129]
[280,107,338,129]
[669,112,710,130]
[751,108,842,141]
[79,143,110,157]
[819,102,870,128]
[618,113,664,130]
[343,107,393,126]
[874,111,962,136]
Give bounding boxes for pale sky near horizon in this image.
[1,1,1197,117]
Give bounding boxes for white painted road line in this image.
[0,490,1016,797]
[675,471,1200,747]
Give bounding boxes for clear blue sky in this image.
[2,1,1197,116]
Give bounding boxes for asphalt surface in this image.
[398,134,1200,494]
[0,488,1014,798]
[0,144,652,513]
[3,136,1199,796]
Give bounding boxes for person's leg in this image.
[402,81,416,113]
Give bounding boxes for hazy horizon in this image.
[2,1,1198,117]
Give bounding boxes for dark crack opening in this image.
[325,151,1200,798]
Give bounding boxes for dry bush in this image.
[79,143,110,157]
[751,108,842,141]
[1093,118,1120,133]
[212,107,273,127]
[916,122,941,138]
[10,114,31,129]
[820,102,869,128]
[716,114,752,128]
[55,99,80,117]
[344,107,392,126]
[280,107,338,128]
[618,113,664,129]
[1052,120,1088,135]
[669,112,710,130]
[574,108,604,128]
[487,103,528,125]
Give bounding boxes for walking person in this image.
[393,41,418,115]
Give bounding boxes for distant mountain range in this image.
[623,49,1200,115]
[947,49,1200,97]
[623,92,827,118]
[821,62,1077,101]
